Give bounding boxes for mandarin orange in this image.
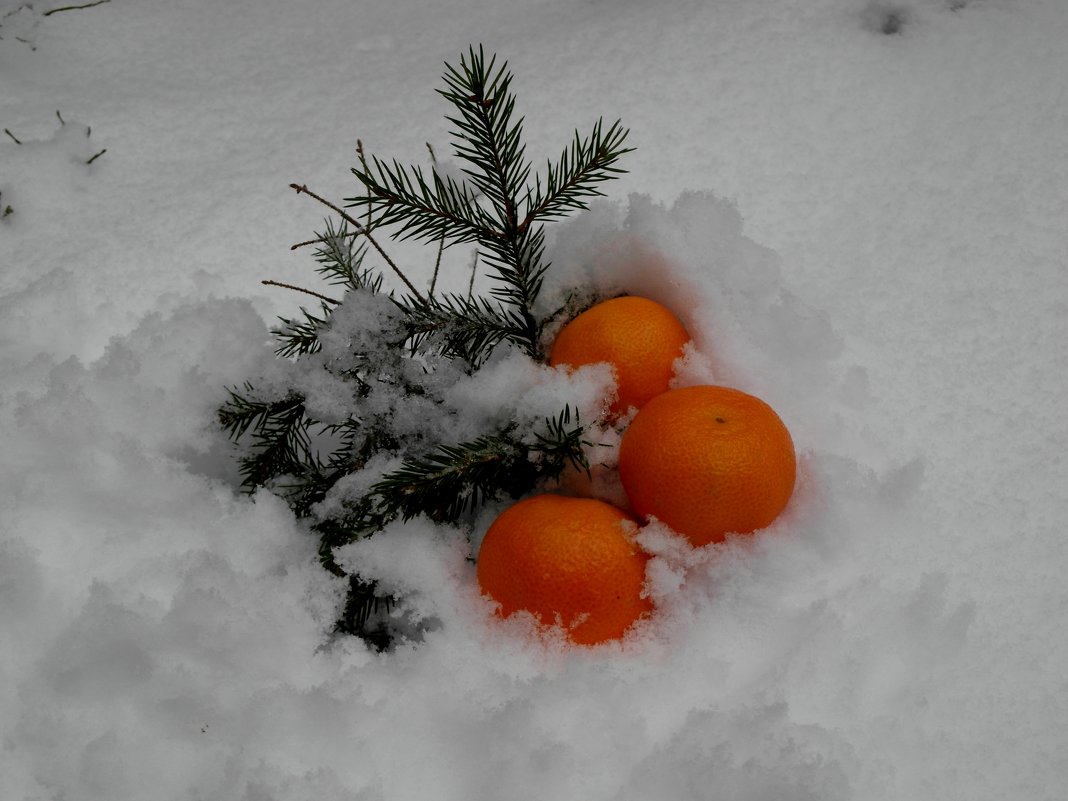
[549,296,691,418]
[618,385,795,547]
[476,494,653,644]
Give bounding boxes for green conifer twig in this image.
[221,47,632,647]
[311,219,383,293]
[369,405,589,525]
[346,45,631,364]
[270,302,333,358]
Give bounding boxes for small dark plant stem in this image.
[56,110,65,125]
[289,183,425,303]
[4,129,21,145]
[467,250,479,299]
[262,279,341,305]
[85,148,106,165]
[426,142,445,297]
[290,231,360,251]
[430,239,445,297]
[43,0,110,16]
[356,140,374,230]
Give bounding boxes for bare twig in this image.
[4,129,21,145]
[290,230,360,251]
[43,0,111,16]
[85,148,106,165]
[56,110,65,125]
[356,139,374,230]
[426,142,445,297]
[289,182,425,303]
[262,280,341,305]
[429,232,445,297]
[467,250,479,299]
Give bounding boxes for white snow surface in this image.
[3,1,1067,799]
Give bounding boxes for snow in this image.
[3,0,1067,799]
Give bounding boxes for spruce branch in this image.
[289,182,425,302]
[523,118,633,226]
[370,406,589,524]
[310,218,383,293]
[400,292,530,367]
[271,301,333,358]
[479,221,548,309]
[336,575,395,650]
[340,575,394,631]
[347,156,491,246]
[218,383,302,440]
[374,436,522,523]
[243,415,314,489]
[220,48,632,647]
[218,389,315,490]
[528,404,591,476]
[438,45,531,227]
[343,45,633,365]
[433,46,553,355]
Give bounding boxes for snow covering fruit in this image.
[549,296,691,418]
[618,385,796,546]
[476,494,652,644]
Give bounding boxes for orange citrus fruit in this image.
[618,385,796,547]
[549,296,691,418]
[476,494,653,644]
